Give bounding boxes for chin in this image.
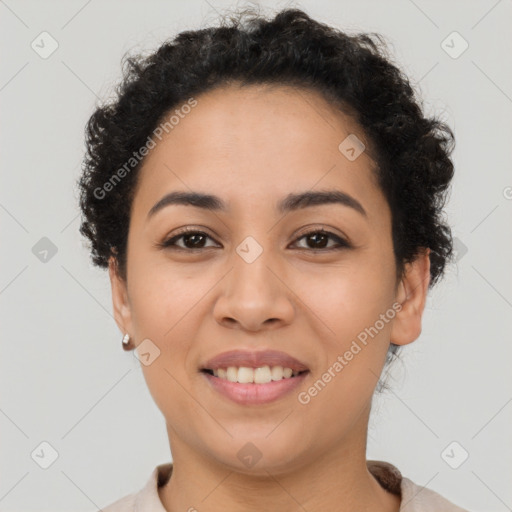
[209,437,309,476]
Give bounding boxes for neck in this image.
[158,413,401,512]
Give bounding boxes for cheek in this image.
[290,256,396,409]
[291,252,396,337]
[126,263,200,400]
[291,270,396,438]
[130,269,203,417]
[127,258,199,334]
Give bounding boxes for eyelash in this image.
[157,227,351,252]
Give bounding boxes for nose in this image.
[213,246,295,332]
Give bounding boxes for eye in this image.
[159,228,219,250]
[158,227,350,252]
[292,229,350,251]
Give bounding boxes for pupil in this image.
[186,234,204,247]
[309,233,327,248]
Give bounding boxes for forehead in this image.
[131,83,386,219]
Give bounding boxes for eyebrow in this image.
[147,189,367,220]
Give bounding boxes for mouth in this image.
[200,367,309,383]
[200,366,310,405]
[198,349,310,405]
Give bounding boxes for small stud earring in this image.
[122,333,132,351]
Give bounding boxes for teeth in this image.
[238,366,255,384]
[226,367,238,382]
[254,366,272,384]
[212,365,300,383]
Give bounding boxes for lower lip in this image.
[201,371,309,405]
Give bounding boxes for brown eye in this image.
[160,230,219,250]
[158,228,350,252]
[293,230,350,251]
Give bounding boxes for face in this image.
[110,84,430,475]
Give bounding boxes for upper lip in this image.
[200,349,310,372]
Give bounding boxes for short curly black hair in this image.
[78,6,455,290]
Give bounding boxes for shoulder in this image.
[100,492,137,512]
[367,460,470,511]
[96,463,172,512]
[400,476,470,511]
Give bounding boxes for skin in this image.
[109,83,430,512]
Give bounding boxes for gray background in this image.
[1,0,511,510]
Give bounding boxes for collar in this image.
[133,459,401,511]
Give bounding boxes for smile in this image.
[202,365,307,383]
[201,367,309,405]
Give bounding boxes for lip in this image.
[200,349,309,372]
[202,370,309,405]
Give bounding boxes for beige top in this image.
[100,460,469,511]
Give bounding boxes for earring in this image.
[122,333,132,351]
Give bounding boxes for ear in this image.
[108,256,133,336]
[390,248,431,346]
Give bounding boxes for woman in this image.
[78,7,468,511]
